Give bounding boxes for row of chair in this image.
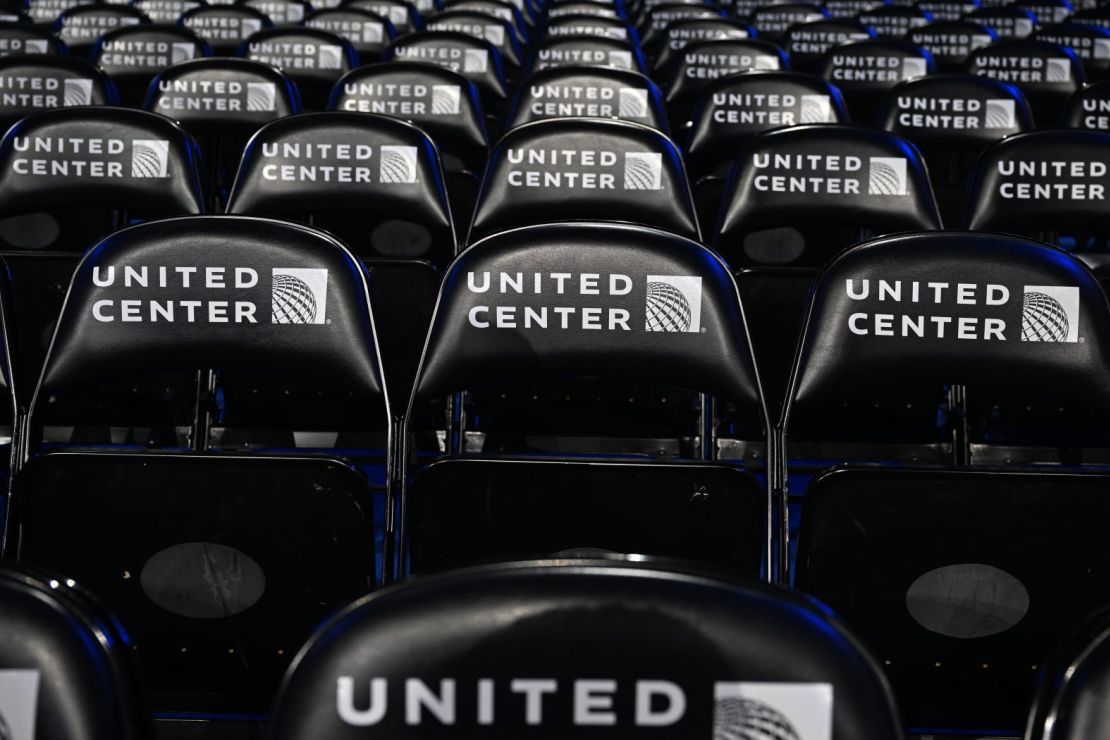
[4,555,1110,739]
[0,213,1106,736]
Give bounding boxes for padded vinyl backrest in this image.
[0,23,66,55]
[144,57,301,132]
[965,130,1110,233]
[92,23,211,83]
[878,73,1033,147]
[530,35,648,73]
[686,72,849,174]
[412,222,762,408]
[224,111,455,254]
[386,31,510,103]
[0,54,117,127]
[269,560,903,740]
[784,231,1110,422]
[327,62,488,164]
[506,66,669,133]
[715,124,941,241]
[33,216,387,405]
[0,567,149,740]
[468,118,699,242]
[0,106,205,218]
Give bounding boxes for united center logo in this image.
[431,84,461,114]
[378,145,418,183]
[1021,285,1079,342]
[868,157,908,195]
[464,48,488,73]
[246,81,277,111]
[63,78,93,106]
[902,56,928,78]
[271,267,329,324]
[1046,58,1072,82]
[0,670,40,740]
[645,275,702,332]
[624,152,663,190]
[714,683,832,740]
[799,94,834,123]
[984,99,1016,128]
[318,44,343,69]
[171,41,196,63]
[618,87,648,118]
[608,50,632,68]
[131,139,169,178]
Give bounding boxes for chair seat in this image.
[13,450,375,715]
[796,465,1110,733]
[409,456,765,575]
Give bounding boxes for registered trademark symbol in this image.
[1080,336,1086,343]
[700,327,707,333]
[326,319,333,325]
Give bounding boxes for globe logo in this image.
[713,697,802,740]
[1021,291,1069,342]
[271,273,318,324]
[645,280,693,332]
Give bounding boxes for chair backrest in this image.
[664,38,790,122]
[426,9,524,71]
[0,566,150,740]
[963,39,1086,126]
[640,3,723,53]
[0,55,117,129]
[134,0,202,23]
[685,71,849,179]
[0,22,65,55]
[878,73,1032,153]
[965,130,1110,235]
[91,23,211,105]
[346,0,422,35]
[907,20,995,71]
[145,57,301,135]
[386,31,510,111]
[506,65,668,133]
[788,19,873,67]
[243,0,312,24]
[468,118,700,242]
[916,0,979,22]
[55,3,149,55]
[751,2,827,40]
[858,5,932,40]
[965,6,1037,39]
[269,559,903,740]
[651,16,752,73]
[306,8,397,62]
[817,39,936,123]
[714,124,941,267]
[1033,23,1110,78]
[225,111,456,263]
[530,34,648,74]
[327,61,488,172]
[26,215,389,450]
[782,231,1110,431]
[239,27,358,108]
[178,5,273,56]
[0,106,205,220]
[410,221,763,414]
[1066,78,1110,132]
